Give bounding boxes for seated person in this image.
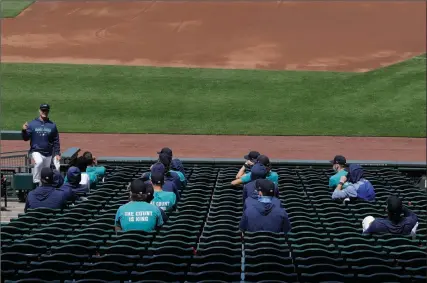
[157,147,186,175]
[171,159,187,187]
[83,151,106,180]
[158,153,182,191]
[332,164,375,202]
[242,163,279,202]
[59,166,88,201]
[142,162,180,201]
[52,170,64,188]
[25,167,67,212]
[240,179,291,233]
[150,172,177,212]
[234,151,260,181]
[329,155,349,189]
[362,195,418,235]
[64,157,97,190]
[232,155,278,186]
[115,179,164,232]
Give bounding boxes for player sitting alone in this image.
[240,179,291,233]
[362,195,419,235]
[115,179,164,232]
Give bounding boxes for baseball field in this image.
[1,0,426,161]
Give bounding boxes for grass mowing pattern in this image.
[1,55,426,137]
[1,0,34,18]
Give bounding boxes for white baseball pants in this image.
[31,152,60,184]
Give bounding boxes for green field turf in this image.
[1,0,34,18]
[2,55,426,137]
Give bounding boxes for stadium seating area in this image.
[1,162,426,283]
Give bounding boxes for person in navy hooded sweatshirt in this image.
[242,163,279,203]
[25,167,67,212]
[332,164,376,202]
[240,179,291,233]
[59,167,88,202]
[22,104,61,186]
[362,195,419,235]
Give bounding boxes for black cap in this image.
[40,104,50,111]
[130,179,153,196]
[244,151,260,161]
[330,155,346,165]
[151,172,164,186]
[41,167,54,184]
[159,153,172,168]
[158,147,173,157]
[387,195,403,215]
[256,179,275,196]
[257,155,271,166]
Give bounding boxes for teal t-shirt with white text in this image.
[151,191,177,212]
[115,201,163,232]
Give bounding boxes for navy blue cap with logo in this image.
[41,167,54,184]
[40,104,50,111]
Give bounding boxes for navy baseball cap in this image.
[330,155,346,165]
[151,162,166,175]
[256,179,275,196]
[250,163,268,180]
[41,167,54,184]
[244,151,260,161]
[151,172,164,186]
[130,179,153,196]
[158,147,173,157]
[387,195,403,215]
[40,104,50,111]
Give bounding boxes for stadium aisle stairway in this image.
[1,163,426,283]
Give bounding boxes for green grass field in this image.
[1,0,33,18]
[1,55,426,137]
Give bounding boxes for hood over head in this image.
[348,164,364,183]
[171,159,185,175]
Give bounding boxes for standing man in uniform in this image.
[22,104,61,186]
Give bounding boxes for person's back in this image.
[363,196,418,235]
[83,151,106,179]
[60,166,87,201]
[115,179,163,232]
[150,172,177,212]
[25,168,67,212]
[242,163,276,202]
[171,159,186,186]
[149,161,181,201]
[243,180,279,202]
[52,170,64,188]
[240,180,291,233]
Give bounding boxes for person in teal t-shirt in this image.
[115,179,164,232]
[232,155,278,186]
[83,151,106,180]
[329,155,349,189]
[150,172,177,212]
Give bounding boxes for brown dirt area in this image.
[1,1,425,162]
[1,1,425,72]
[2,134,426,162]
